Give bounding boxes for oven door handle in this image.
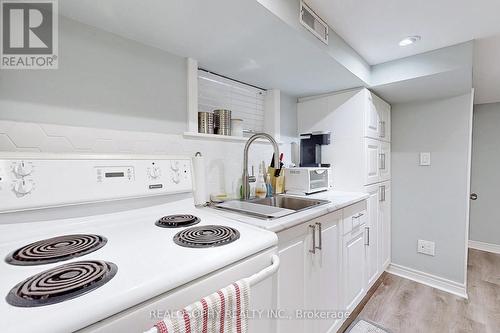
[246,255,280,286]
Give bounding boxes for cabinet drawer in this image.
[342,200,367,235]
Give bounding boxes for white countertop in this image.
[208,190,369,233]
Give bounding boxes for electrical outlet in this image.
[417,239,435,256]
[419,152,431,166]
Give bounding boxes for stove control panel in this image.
[0,155,193,212]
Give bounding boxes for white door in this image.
[343,228,366,312]
[365,138,380,185]
[468,99,500,247]
[379,181,391,270]
[313,213,342,333]
[379,141,391,182]
[365,184,380,288]
[277,237,307,333]
[365,92,380,139]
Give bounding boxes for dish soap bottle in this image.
[255,164,267,199]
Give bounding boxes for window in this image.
[198,69,266,133]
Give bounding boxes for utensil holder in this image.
[198,112,214,134]
[214,109,231,135]
[268,167,285,194]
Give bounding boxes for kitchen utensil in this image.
[214,109,232,135]
[198,112,214,134]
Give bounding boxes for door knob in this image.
[470,193,478,200]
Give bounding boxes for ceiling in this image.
[372,68,472,104]
[59,0,365,97]
[306,0,500,104]
[58,0,500,104]
[306,0,500,65]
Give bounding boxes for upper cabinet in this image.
[368,92,391,142]
[298,88,392,191]
[365,93,380,139]
[365,91,391,142]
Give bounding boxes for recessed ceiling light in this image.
[399,36,421,47]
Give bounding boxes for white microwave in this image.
[284,167,331,195]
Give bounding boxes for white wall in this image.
[391,93,472,284]
[280,92,298,143]
[0,17,296,195]
[0,17,187,134]
[469,103,500,245]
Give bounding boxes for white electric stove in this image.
[0,153,278,333]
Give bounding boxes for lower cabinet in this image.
[310,213,342,333]
[276,232,307,333]
[342,228,366,313]
[364,184,380,289]
[379,181,391,269]
[342,200,368,313]
[276,197,388,333]
[277,210,342,333]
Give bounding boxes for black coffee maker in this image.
[299,132,331,167]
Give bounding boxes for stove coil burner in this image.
[173,225,240,248]
[5,234,107,266]
[6,260,117,307]
[155,214,200,228]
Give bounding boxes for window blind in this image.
[198,69,266,133]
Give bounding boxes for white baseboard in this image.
[468,240,500,254]
[386,263,467,299]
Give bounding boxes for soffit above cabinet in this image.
[59,0,366,97]
[59,0,475,104]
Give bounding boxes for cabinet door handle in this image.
[315,222,322,250]
[309,225,316,254]
[379,185,386,202]
[365,226,370,246]
[379,153,386,170]
[379,121,386,138]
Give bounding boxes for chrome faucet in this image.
[242,133,280,200]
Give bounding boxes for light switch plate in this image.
[417,239,435,256]
[419,152,431,166]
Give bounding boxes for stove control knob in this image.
[14,179,34,195]
[14,161,33,176]
[148,165,161,179]
[170,161,179,171]
[172,171,180,184]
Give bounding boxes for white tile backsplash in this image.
[0,120,291,196]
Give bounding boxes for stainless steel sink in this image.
[214,195,329,220]
[248,195,329,211]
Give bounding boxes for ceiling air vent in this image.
[300,1,328,45]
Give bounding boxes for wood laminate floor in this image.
[355,249,500,333]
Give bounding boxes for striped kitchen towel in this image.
[145,279,250,333]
